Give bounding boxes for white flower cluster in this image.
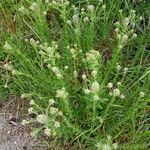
[30,2,38,11]
[25,98,62,137]
[86,49,101,70]
[56,88,68,99]
[3,41,12,50]
[28,39,59,66]
[67,45,78,58]
[48,0,70,8]
[115,10,137,49]
[140,91,145,98]
[37,114,47,124]
[96,136,118,150]
[51,66,62,78]
[66,3,97,28]
[3,63,13,71]
[107,82,125,99]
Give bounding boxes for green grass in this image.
[0,0,150,149]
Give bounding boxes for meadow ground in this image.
[0,0,150,150]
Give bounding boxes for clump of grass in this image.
[1,0,150,149]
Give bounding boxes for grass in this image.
[0,0,150,149]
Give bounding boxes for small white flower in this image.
[112,143,118,149]
[140,91,145,98]
[115,21,120,26]
[117,34,121,39]
[84,89,90,95]
[56,73,62,79]
[30,100,35,105]
[116,64,121,71]
[43,11,47,16]
[50,107,58,114]
[21,120,28,125]
[99,0,103,3]
[70,48,75,55]
[107,83,113,89]
[91,70,97,78]
[82,74,87,80]
[45,0,49,3]
[4,42,12,50]
[54,121,60,128]
[66,20,72,25]
[37,114,47,124]
[49,99,55,105]
[81,8,85,12]
[4,84,8,88]
[18,6,25,12]
[73,70,78,78]
[124,67,128,73]
[120,94,125,99]
[93,95,99,101]
[72,14,79,23]
[44,128,51,136]
[117,82,121,86]
[64,66,69,70]
[65,1,70,5]
[30,38,35,45]
[133,33,137,38]
[12,70,17,75]
[21,93,29,99]
[119,9,123,13]
[30,2,38,11]
[52,66,60,74]
[124,17,129,26]
[113,88,120,97]
[91,81,100,93]
[28,107,34,114]
[87,5,95,12]
[102,5,106,9]
[3,63,12,70]
[102,144,111,150]
[56,88,68,99]
[83,17,89,23]
[47,64,51,68]
[122,34,128,41]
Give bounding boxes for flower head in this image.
[107,83,113,89]
[87,5,95,12]
[30,2,38,11]
[21,120,29,125]
[91,81,100,93]
[54,121,60,128]
[56,88,68,99]
[28,107,34,114]
[113,88,120,97]
[84,89,90,95]
[37,114,47,124]
[30,100,35,105]
[49,99,55,105]
[93,95,99,101]
[91,70,97,78]
[140,91,145,98]
[44,128,51,136]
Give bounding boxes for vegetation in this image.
[0,0,149,149]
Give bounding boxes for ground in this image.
[0,97,45,150]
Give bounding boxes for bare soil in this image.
[0,97,46,150]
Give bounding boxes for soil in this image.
[0,97,46,150]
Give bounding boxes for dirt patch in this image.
[0,97,46,150]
